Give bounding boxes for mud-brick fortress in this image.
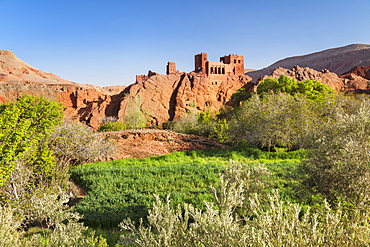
[136,53,245,83]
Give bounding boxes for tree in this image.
[50,120,114,170]
[257,75,335,102]
[228,93,324,150]
[0,95,63,187]
[301,99,370,204]
[121,95,148,129]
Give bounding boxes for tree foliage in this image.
[228,93,326,150]
[301,99,370,204]
[257,75,335,102]
[0,95,63,186]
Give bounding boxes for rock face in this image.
[247,44,370,82]
[257,66,346,91]
[0,50,125,128]
[0,50,251,128]
[341,66,370,80]
[256,65,370,93]
[119,72,251,126]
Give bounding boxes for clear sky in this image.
[1,0,369,87]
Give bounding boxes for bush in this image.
[0,95,63,187]
[119,164,370,246]
[228,93,325,150]
[0,194,108,247]
[301,99,370,205]
[98,121,126,132]
[257,75,335,102]
[50,120,114,169]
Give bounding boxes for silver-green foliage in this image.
[121,95,148,129]
[302,99,370,204]
[0,193,108,247]
[229,93,324,150]
[50,120,114,168]
[119,163,370,246]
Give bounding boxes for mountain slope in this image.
[247,44,370,82]
[0,50,75,85]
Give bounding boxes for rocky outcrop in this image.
[247,44,370,82]
[3,47,370,130]
[257,66,346,91]
[0,50,125,128]
[118,72,251,126]
[341,66,370,80]
[0,50,251,128]
[256,65,370,93]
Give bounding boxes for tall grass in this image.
[70,145,305,229]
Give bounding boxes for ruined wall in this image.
[166,62,179,75]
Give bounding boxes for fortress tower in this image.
[194,53,208,73]
[220,54,244,75]
[166,62,179,75]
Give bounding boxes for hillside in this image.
[0,50,125,128]
[1,45,370,129]
[247,44,370,82]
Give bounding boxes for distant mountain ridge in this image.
[247,44,370,82]
[0,50,75,85]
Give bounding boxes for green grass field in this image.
[70,144,306,229]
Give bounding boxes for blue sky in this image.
[1,0,369,86]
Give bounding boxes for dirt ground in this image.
[104,129,230,160]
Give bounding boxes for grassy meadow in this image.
[70,144,306,229]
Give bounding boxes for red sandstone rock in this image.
[257,66,346,91]
[0,50,124,128]
[256,65,370,93]
[247,44,370,82]
[104,129,230,160]
[341,66,370,80]
[118,73,251,126]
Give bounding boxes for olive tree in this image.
[228,93,324,150]
[301,99,370,204]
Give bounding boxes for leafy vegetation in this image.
[119,165,370,247]
[98,121,127,132]
[301,99,370,205]
[0,95,63,186]
[70,146,305,229]
[257,75,335,102]
[2,75,370,246]
[0,95,113,246]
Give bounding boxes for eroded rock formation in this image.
[119,72,251,126]
[0,50,125,128]
[2,45,370,130]
[248,44,370,82]
[256,65,370,93]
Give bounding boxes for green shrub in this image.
[0,95,63,187]
[301,99,370,205]
[257,75,335,102]
[98,121,126,132]
[119,165,370,247]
